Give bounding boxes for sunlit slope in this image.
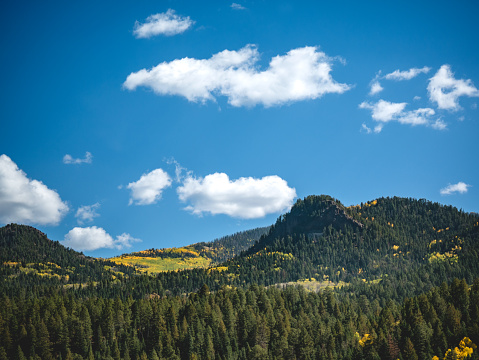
[108,246,213,273]
[108,226,270,273]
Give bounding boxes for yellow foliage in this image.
[362,199,377,208]
[46,262,61,269]
[357,333,373,347]
[207,266,228,274]
[435,337,477,360]
[3,262,20,266]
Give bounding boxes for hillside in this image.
[2,195,479,300]
[1,195,479,360]
[0,223,134,296]
[0,223,269,297]
[108,226,270,273]
[144,195,479,298]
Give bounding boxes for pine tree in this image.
[402,337,418,360]
[0,347,6,360]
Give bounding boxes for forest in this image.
[1,195,479,359]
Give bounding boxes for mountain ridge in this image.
[1,194,479,299]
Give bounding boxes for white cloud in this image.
[431,118,447,130]
[75,203,100,225]
[413,96,421,101]
[359,100,407,122]
[385,66,431,81]
[0,155,69,225]
[133,9,194,38]
[369,81,383,95]
[231,3,246,10]
[440,182,471,195]
[360,100,442,132]
[177,172,296,219]
[63,151,92,165]
[361,123,372,134]
[373,124,383,133]
[428,65,479,110]
[62,226,140,251]
[127,169,172,205]
[398,108,435,126]
[124,45,350,107]
[166,158,191,182]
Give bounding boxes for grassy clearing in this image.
[109,255,212,273]
[271,278,349,292]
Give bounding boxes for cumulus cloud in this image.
[369,81,383,95]
[359,100,407,122]
[385,66,431,81]
[431,118,447,130]
[360,100,441,132]
[63,151,92,165]
[231,3,246,10]
[124,45,350,107]
[133,9,194,38]
[440,182,471,195]
[177,172,296,219]
[62,226,140,251]
[398,108,436,126]
[75,203,100,225]
[373,124,383,133]
[428,65,479,110]
[0,154,68,225]
[127,169,172,205]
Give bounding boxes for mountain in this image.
[0,223,135,297]
[0,223,269,297]
[2,195,479,300]
[149,195,479,297]
[1,195,479,360]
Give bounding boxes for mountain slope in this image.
[0,223,134,295]
[149,195,479,297]
[108,226,270,273]
[2,195,479,300]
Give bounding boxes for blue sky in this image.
[1,0,478,257]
